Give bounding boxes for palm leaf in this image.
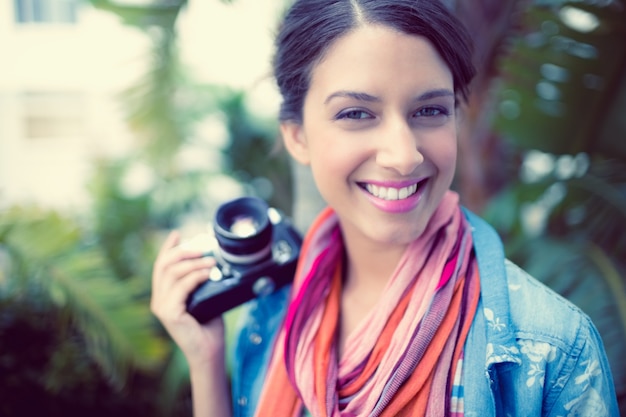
[0,206,168,387]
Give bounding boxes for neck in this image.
[336,228,408,357]
[340,230,407,293]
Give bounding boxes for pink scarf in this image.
[255,191,480,416]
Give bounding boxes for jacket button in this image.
[249,333,262,345]
[237,396,248,406]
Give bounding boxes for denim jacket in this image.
[229,211,619,416]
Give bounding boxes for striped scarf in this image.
[255,191,480,417]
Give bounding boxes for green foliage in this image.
[221,91,294,214]
[478,1,626,411]
[90,0,183,29]
[493,4,626,158]
[1,0,288,413]
[80,1,292,414]
[0,206,171,416]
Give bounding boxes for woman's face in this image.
[282,24,457,249]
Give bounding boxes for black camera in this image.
[186,197,302,323]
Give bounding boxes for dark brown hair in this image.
[273,0,476,123]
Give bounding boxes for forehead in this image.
[308,24,453,97]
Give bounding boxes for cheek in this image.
[444,141,458,172]
[309,145,352,181]
[304,123,356,172]
[428,130,458,176]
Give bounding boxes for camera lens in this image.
[214,197,272,265]
[229,215,263,238]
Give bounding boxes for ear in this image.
[280,122,311,165]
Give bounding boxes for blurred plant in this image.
[0,206,169,416]
[1,0,291,415]
[84,0,292,415]
[451,0,626,412]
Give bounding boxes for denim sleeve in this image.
[230,286,290,417]
[545,315,619,417]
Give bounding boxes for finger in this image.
[153,231,180,274]
[152,252,217,296]
[154,241,207,274]
[156,256,216,295]
[168,256,216,280]
[160,230,181,256]
[152,268,212,319]
[174,268,213,310]
[153,235,206,286]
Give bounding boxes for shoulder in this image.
[463,210,618,415]
[503,259,590,348]
[502,260,618,416]
[464,208,594,347]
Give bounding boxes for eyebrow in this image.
[418,88,455,101]
[324,91,380,105]
[324,88,455,105]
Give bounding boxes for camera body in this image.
[186,197,302,323]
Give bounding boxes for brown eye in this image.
[412,105,451,127]
[337,109,373,120]
[415,106,449,117]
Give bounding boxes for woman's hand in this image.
[152,231,234,416]
[151,231,225,366]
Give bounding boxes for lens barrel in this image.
[213,197,272,265]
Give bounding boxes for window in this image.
[21,92,86,139]
[14,0,78,24]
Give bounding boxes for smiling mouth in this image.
[360,180,425,201]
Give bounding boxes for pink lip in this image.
[360,179,427,214]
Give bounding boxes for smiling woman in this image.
[281,26,458,249]
[150,1,620,416]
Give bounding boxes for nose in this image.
[375,118,424,175]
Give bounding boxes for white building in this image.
[0,0,281,211]
[0,0,153,210]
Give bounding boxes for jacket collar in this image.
[463,208,522,367]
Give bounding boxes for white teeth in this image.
[365,183,418,200]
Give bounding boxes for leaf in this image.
[0,207,168,388]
